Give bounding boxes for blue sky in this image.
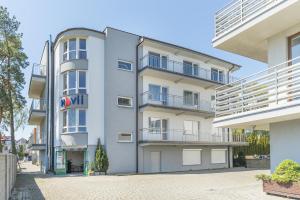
[2,0,266,139]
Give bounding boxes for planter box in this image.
[263,180,300,198]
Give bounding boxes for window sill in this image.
[61,131,88,135]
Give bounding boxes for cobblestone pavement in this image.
[13,162,284,200]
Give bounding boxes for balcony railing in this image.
[139,128,247,143]
[215,57,300,118]
[32,63,46,76]
[139,54,236,84]
[30,99,47,112]
[141,91,214,113]
[215,0,286,38]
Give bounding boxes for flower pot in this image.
[263,180,300,198]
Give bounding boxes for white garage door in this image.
[182,149,202,165]
[211,149,227,164]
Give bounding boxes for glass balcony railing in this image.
[32,64,46,76]
[139,54,237,84]
[139,128,247,143]
[141,91,214,113]
[30,99,47,112]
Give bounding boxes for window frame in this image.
[62,109,87,133]
[211,68,224,83]
[182,149,202,166]
[63,70,87,95]
[117,132,133,143]
[117,60,133,72]
[117,96,133,108]
[62,38,87,62]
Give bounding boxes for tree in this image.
[17,144,24,160]
[95,138,109,174]
[0,6,28,154]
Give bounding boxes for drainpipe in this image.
[135,38,143,173]
[46,39,50,172]
[49,35,55,172]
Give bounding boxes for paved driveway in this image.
[14,162,283,200]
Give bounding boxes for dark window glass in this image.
[118,97,132,107]
[79,110,86,126]
[79,39,86,50]
[211,68,218,82]
[161,56,168,69]
[118,61,132,71]
[68,71,76,89]
[183,61,193,75]
[149,84,161,101]
[69,39,76,60]
[193,64,199,76]
[149,52,160,68]
[79,51,87,59]
[183,91,193,105]
[219,71,224,83]
[79,71,86,88]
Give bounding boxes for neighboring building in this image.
[213,0,300,171]
[28,27,247,175]
[0,135,12,154]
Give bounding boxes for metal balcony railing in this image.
[141,91,214,113]
[32,64,46,76]
[30,99,47,112]
[215,57,300,118]
[215,0,286,38]
[139,54,237,84]
[139,128,247,143]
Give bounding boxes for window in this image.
[118,60,132,71]
[161,56,168,69]
[149,84,161,101]
[79,39,87,59]
[289,33,300,65]
[183,91,193,105]
[183,61,193,75]
[117,96,133,107]
[63,71,87,95]
[149,52,160,68]
[184,121,200,135]
[148,117,168,134]
[62,38,87,61]
[211,149,227,164]
[62,109,87,133]
[182,149,201,165]
[193,64,199,76]
[117,133,132,142]
[211,68,224,83]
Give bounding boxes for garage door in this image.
[211,149,227,164]
[182,149,202,165]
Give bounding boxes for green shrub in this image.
[256,174,271,181]
[95,138,109,174]
[271,160,300,184]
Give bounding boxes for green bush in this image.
[95,138,109,174]
[271,160,300,184]
[256,174,271,181]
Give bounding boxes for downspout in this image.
[135,38,143,173]
[49,35,55,171]
[228,64,236,84]
[46,40,50,172]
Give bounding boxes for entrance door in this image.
[150,152,161,173]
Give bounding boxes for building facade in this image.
[213,0,300,171]
[28,27,247,174]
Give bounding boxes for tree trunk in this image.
[7,59,16,155]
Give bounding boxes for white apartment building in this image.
[213,0,300,171]
[28,27,247,175]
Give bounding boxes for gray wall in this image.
[104,28,140,173]
[139,146,229,173]
[270,119,300,171]
[0,154,17,200]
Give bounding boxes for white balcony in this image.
[139,128,247,146]
[214,57,300,129]
[28,64,46,98]
[140,91,214,117]
[213,0,300,62]
[28,99,47,125]
[139,54,238,88]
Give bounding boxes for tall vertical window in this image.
[149,52,160,68]
[62,109,86,133]
[183,61,193,75]
[161,56,168,69]
[149,84,161,101]
[211,68,224,83]
[79,39,87,59]
[63,71,86,95]
[183,91,193,105]
[62,38,87,61]
[289,33,300,64]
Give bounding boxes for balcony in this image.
[139,128,248,146]
[213,0,300,62]
[139,54,237,88]
[28,99,46,125]
[28,64,46,98]
[140,91,214,117]
[214,57,300,129]
[28,127,46,150]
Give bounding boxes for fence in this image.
[0,154,17,200]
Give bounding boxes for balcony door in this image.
[149,117,168,140]
[288,33,300,101]
[149,52,160,68]
[149,84,168,105]
[183,61,193,75]
[183,90,199,108]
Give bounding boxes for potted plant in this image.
[88,161,95,176]
[256,159,300,198]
